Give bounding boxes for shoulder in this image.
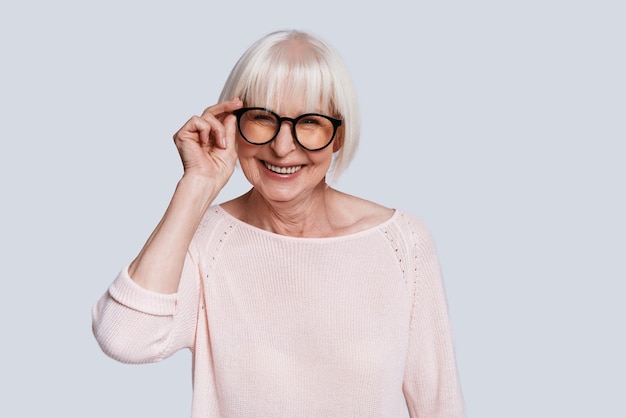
[191,205,239,248]
[327,188,435,236]
[377,208,438,257]
[198,205,234,228]
[392,210,433,237]
[327,189,395,234]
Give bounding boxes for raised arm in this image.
[129,98,242,294]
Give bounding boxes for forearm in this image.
[128,174,221,293]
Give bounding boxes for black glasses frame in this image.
[232,107,343,151]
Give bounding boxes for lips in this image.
[264,161,303,175]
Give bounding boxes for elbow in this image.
[91,300,170,364]
[92,323,155,364]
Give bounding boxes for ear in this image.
[332,125,344,152]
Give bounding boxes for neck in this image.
[241,184,336,238]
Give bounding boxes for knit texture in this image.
[92,206,466,417]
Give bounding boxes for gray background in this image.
[1,0,624,417]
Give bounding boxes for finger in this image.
[196,118,213,147]
[200,98,243,149]
[222,113,238,152]
[200,97,243,119]
[173,116,214,147]
[196,114,226,147]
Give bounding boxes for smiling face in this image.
[237,95,342,204]
[220,31,361,185]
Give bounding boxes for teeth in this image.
[264,162,303,174]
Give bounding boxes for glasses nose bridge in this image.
[275,115,299,138]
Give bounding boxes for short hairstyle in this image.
[219,30,360,183]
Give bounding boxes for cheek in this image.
[307,150,334,175]
[239,161,262,186]
[236,138,258,162]
[236,140,262,182]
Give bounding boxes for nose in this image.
[270,121,297,156]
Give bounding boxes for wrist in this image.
[176,174,221,212]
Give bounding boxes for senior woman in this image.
[92,30,466,417]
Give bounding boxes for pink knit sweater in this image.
[92,206,465,417]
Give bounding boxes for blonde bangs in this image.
[240,44,336,116]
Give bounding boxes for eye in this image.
[299,116,322,126]
[246,110,276,125]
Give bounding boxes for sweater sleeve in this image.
[401,216,466,417]
[92,251,200,364]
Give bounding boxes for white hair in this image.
[219,30,360,183]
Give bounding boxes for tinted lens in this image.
[239,109,279,144]
[236,108,339,150]
[295,115,335,150]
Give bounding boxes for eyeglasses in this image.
[232,107,342,151]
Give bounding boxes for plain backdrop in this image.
[1,1,624,417]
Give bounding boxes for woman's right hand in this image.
[173,97,243,186]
